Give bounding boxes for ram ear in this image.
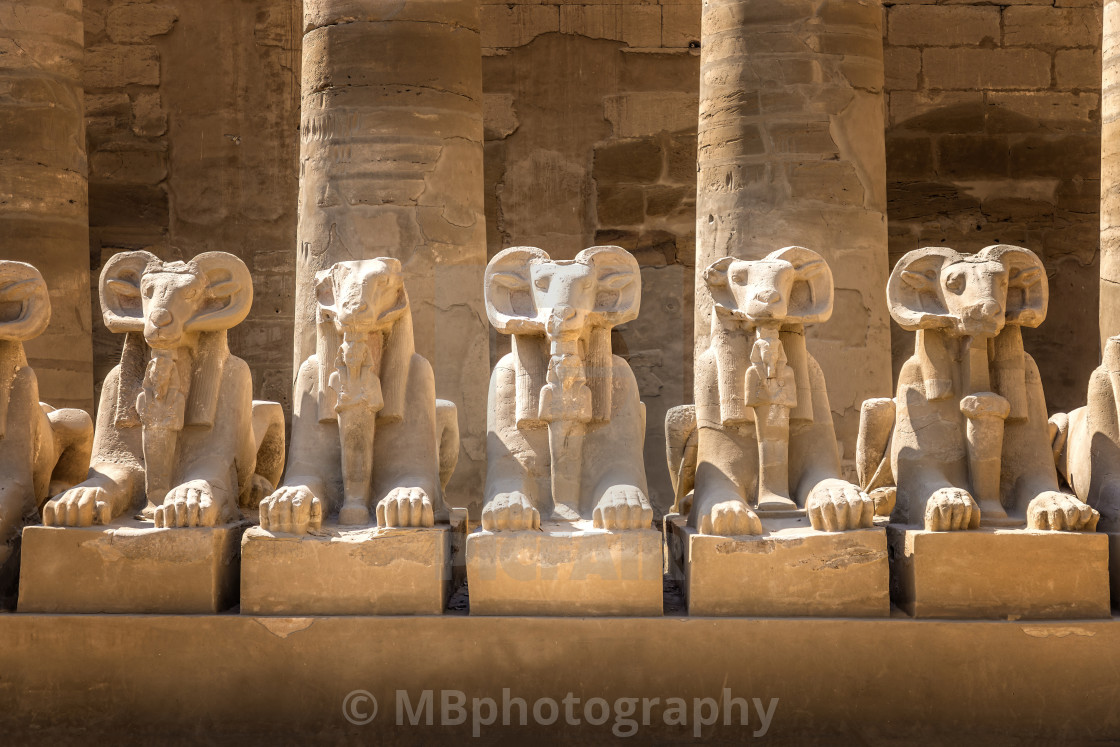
[769,246,833,325]
[186,252,253,332]
[373,259,409,327]
[100,251,159,333]
[580,245,641,328]
[886,247,959,331]
[984,244,1048,328]
[485,246,550,335]
[0,261,50,342]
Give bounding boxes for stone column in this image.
[1103,1,1120,346]
[295,0,489,507]
[0,0,93,412]
[696,0,891,457]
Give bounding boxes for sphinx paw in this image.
[42,485,112,527]
[260,485,322,535]
[924,487,980,531]
[697,496,762,536]
[807,479,875,532]
[1028,492,1099,532]
[481,492,540,531]
[154,480,222,528]
[377,487,435,528]
[593,486,653,530]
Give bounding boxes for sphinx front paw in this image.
[1027,492,1099,532]
[42,484,113,527]
[260,485,322,535]
[806,479,875,532]
[924,487,980,531]
[593,486,653,530]
[154,480,228,528]
[377,487,435,528]
[695,494,762,536]
[481,492,540,531]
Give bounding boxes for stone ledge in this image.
[0,614,1117,742]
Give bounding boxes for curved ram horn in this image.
[768,246,834,326]
[100,250,159,334]
[0,261,50,342]
[886,246,961,331]
[982,244,1048,329]
[484,246,551,335]
[186,252,253,332]
[579,245,641,329]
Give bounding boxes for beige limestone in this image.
[293,0,489,513]
[1103,0,1120,342]
[695,0,892,457]
[862,245,1098,532]
[260,259,458,532]
[466,520,662,616]
[665,514,889,617]
[669,248,875,537]
[43,251,286,530]
[888,526,1110,620]
[482,245,652,530]
[0,262,93,555]
[18,519,244,613]
[0,0,93,413]
[241,510,467,616]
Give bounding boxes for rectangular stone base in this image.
[240,510,467,615]
[18,519,245,613]
[466,520,662,616]
[888,525,1111,619]
[665,513,889,617]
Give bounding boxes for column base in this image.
[887,525,1111,619]
[18,518,245,613]
[665,513,889,617]
[466,520,663,616]
[240,510,467,615]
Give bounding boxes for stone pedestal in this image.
[665,513,889,617]
[18,519,245,613]
[241,511,468,615]
[466,520,663,616]
[888,525,1111,619]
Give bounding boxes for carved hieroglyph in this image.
[0,261,93,545]
[43,251,285,528]
[482,245,652,530]
[859,245,1098,532]
[259,258,459,533]
[667,248,875,535]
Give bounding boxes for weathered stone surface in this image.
[294,0,489,514]
[466,520,663,615]
[240,512,466,615]
[666,514,889,617]
[0,0,92,412]
[887,526,1110,619]
[18,520,246,613]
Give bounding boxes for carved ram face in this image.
[100,251,253,349]
[484,245,641,341]
[888,245,1047,338]
[0,261,51,343]
[315,258,408,335]
[704,246,833,328]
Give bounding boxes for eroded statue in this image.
[858,244,1097,532]
[1051,335,1120,532]
[0,261,93,544]
[667,247,875,535]
[43,251,286,528]
[258,258,459,534]
[482,245,651,531]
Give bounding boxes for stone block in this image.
[922,48,1050,91]
[1004,6,1101,48]
[665,513,889,617]
[888,5,1000,47]
[240,512,467,616]
[18,519,245,614]
[466,520,663,616]
[887,526,1110,619]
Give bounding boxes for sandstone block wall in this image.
[884,0,1103,410]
